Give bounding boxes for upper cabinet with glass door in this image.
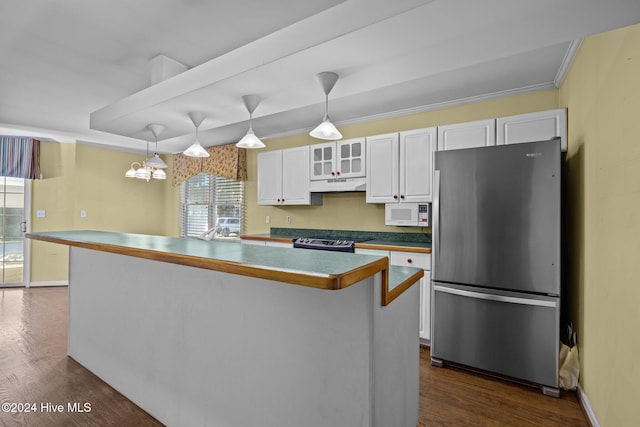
[310,138,365,180]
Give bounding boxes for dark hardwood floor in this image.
[0,287,589,426]
[418,347,588,426]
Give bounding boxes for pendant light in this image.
[145,124,168,170]
[309,71,343,141]
[132,141,153,181]
[236,95,265,149]
[124,124,167,181]
[124,162,140,178]
[183,112,210,157]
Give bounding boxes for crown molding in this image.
[263,83,559,141]
[554,38,583,87]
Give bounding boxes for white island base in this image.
[68,247,419,427]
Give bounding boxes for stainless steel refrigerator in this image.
[431,138,561,396]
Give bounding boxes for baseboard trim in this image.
[577,385,600,427]
[28,281,69,287]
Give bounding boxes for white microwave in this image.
[385,203,431,227]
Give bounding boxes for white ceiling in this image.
[2,0,640,154]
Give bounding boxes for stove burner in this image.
[293,238,355,253]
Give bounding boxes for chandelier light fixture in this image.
[125,124,168,181]
[183,112,210,157]
[236,95,265,149]
[309,71,343,141]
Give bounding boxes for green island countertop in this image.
[26,230,422,306]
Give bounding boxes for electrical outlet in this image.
[36,210,46,218]
[265,215,270,224]
[286,215,291,224]
[80,210,87,218]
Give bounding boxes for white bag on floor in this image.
[559,332,579,390]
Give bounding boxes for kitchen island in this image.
[27,230,422,427]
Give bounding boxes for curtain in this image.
[173,144,247,185]
[0,136,41,179]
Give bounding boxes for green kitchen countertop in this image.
[241,230,431,253]
[356,240,430,251]
[27,230,422,306]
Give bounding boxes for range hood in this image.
[309,177,366,193]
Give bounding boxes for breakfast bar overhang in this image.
[27,230,422,427]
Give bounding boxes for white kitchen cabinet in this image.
[366,127,436,203]
[258,146,317,205]
[356,247,432,343]
[437,118,496,151]
[497,108,567,151]
[310,138,365,180]
[257,150,282,205]
[389,251,431,269]
[366,132,398,203]
[390,251,432,343]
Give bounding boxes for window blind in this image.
[180,173,244,239]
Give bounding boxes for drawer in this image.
[432,283,559,387]
[390,251,431,270]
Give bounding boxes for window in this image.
[180,173,244,239]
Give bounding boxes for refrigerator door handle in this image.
[433,285,557,308]
[433,170,441,272]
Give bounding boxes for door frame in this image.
[23,179,31,287]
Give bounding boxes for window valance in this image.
[172,144,247,185]
[0,136,41,179]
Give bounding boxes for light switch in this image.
[36,210,46,218]
[265,215,270,224]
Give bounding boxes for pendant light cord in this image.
[325,94,330,119]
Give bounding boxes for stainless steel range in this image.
[293,238,355,253]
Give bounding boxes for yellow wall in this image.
[30,142,76,282]
[30,143,176,282]
[244,89,558,234]
[560,23,640,426]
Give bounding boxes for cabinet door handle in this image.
[407,258,413,264]
[400,195,405,199]
[336,171,340,175]
[331,172,335,176]
[393,195,398,199]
